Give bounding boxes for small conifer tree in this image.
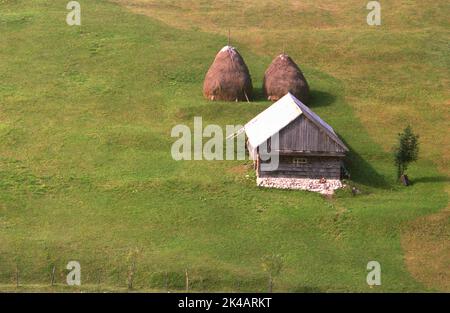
[394,126,419,179]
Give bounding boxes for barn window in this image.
[292,157,308,166]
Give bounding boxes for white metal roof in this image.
[244,93,302,148]
[244,92,348,151]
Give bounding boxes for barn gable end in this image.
[278,114,346,155]
[244,92,348,155]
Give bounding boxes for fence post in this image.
[185,268,189,292]
[51,266,56,286]
[164,271,168,292]
[268,274,273,293]
[15,266,19,288]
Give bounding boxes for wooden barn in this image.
[243,93,349,194]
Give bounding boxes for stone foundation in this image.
[257,177,344,195]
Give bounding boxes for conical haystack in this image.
[203,46,253,101]
[263,54,309,103]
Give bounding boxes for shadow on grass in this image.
[411,176,450,184]
[251,88,336,107]
[309,89,336,108]
[341,139,391,189]
[251,86,267,102]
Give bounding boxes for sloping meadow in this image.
[0,0,447,291]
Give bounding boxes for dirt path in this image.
[401,204,450,291]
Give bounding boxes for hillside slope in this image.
[0,0,448,291]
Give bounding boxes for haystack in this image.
[263,54,309,103]
[203,46,253,101]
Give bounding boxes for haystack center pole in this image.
[227,0,232,46]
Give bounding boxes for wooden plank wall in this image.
[260,156,342,179]
[277,115,345,153]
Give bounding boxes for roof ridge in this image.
[243,92,348,152]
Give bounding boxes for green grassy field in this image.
[0,0,448,292]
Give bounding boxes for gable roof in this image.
[244,92,348,152]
